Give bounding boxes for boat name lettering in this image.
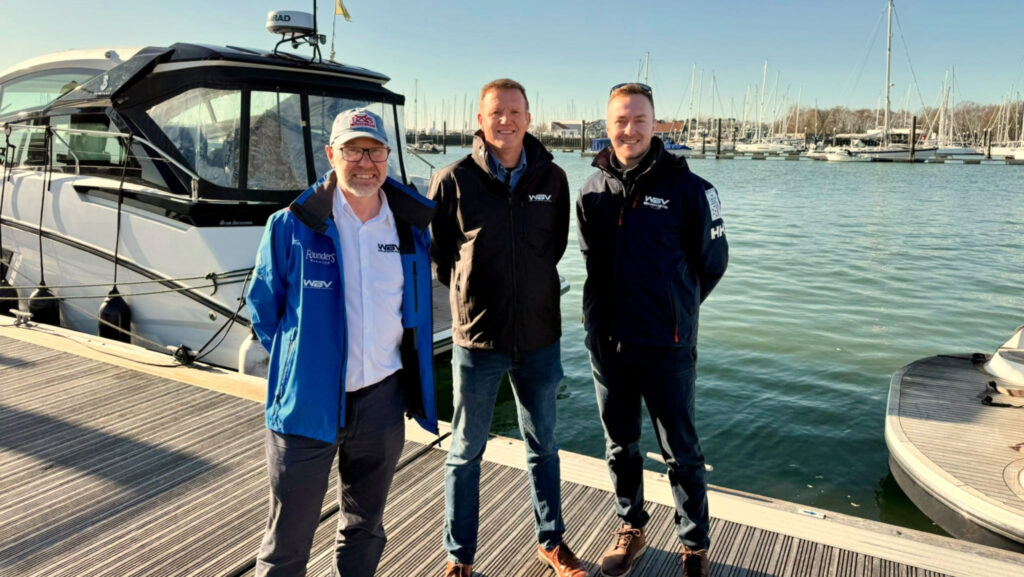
[306,250,336,265]
[302,279,333,290]
[643,196,670,210]
[219,219,253,226]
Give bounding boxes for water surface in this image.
[412,148,1024,533]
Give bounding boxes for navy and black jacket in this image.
[429,131,570,353]
[577,137,728,348]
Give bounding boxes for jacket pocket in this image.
[272,332,298,412]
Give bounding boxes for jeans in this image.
[256,373,406,577]
[587,334,710,550]
[443,341,565,565]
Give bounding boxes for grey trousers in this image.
[255,373,406,577]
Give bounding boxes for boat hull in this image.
[2,171,261,369]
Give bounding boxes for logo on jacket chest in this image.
[377,243,400,253]
[306,249,336,265]
[527,194,553,203]
[642,196,670,211]
[303,279,334,290]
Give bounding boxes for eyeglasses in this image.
[609,82,653,96]
[338,146,390,163]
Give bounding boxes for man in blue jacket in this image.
[577,84,728,577]
[247,107,437,577]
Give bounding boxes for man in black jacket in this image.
[429,79,583,577]
[577,83,728,577]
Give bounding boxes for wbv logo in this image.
[303,279,333,290]
[378,243,399,253]
[527,194,552,203]
[306,249,336,265]
[643,196,670,210]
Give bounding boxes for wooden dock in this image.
[3,320,1024,577]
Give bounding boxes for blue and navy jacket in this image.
[247,171,438,443]
[577,137,728,348]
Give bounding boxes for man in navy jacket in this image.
[577,84,728,577]
[247,108,436,577]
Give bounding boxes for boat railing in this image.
[1,122,203,201]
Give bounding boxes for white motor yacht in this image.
[0,15,436,372]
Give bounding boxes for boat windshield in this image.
[147,87,404,193]
[0,67,105,118]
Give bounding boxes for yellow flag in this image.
[336,0,352,21]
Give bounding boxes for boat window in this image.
[248,91,306,190]
[147,88,241,188]
[6,122,47,167]
[0,67,101,117]
[49,114,127,174]
[308,95,401,180]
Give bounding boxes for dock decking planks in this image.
[4,328,1024,576]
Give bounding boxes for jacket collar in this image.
[471,129,553,178]
[592,136,689,181]
[288,171,435,234]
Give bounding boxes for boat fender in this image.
[28,284,60,326]
[98,286,132,343]
[238,328,269,378]
[0,278,17,318]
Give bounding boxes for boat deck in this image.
[887,354,1024,552]
[4,322,1024,577]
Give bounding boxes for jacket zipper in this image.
[508,189,520,356]
[668,283,680,343]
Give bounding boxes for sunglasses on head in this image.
[609,82,653,95]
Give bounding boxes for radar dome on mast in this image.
[266,11,315,36]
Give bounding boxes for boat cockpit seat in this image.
[68,133,110,165]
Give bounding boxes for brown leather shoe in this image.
[599,524,646,577]
[680,547,709,577]
[537,541,587,577]
[443,561,472,577]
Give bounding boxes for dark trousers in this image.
[256,373,406,577]
[587,334,710,550]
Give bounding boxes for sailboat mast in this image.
[688,64,696,140]
[758,60,767,141]
[884,0,893,144]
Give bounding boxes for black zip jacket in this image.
[577,137,728,348]
[429,131,570,352]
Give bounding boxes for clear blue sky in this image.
[3,0,1023,128]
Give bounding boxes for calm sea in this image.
[411,147,1024,534]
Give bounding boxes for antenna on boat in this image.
[267,1,326,63]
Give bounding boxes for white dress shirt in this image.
[332,187,404,392]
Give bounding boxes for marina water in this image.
[413,148,1024,534]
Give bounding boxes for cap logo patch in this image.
[350,114,377,128]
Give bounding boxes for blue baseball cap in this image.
[330,108,389,147]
